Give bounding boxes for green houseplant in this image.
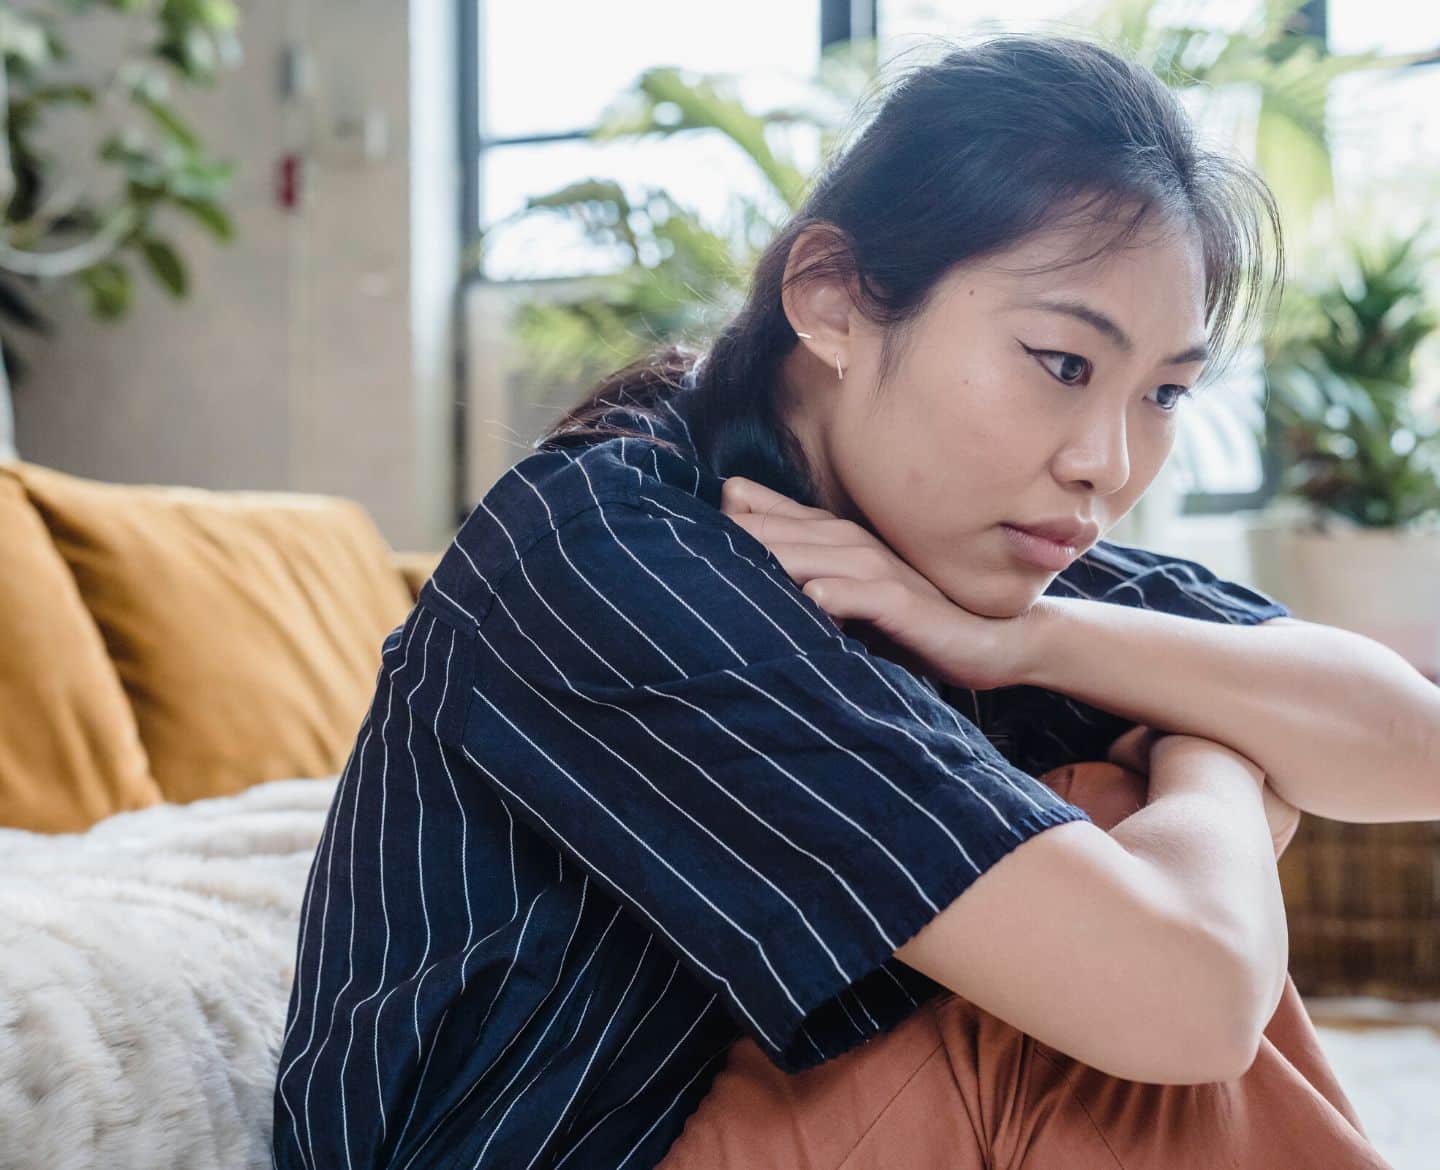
[1247,220,1440,678]
[0,0,241,461]
[1264,224,1440,527]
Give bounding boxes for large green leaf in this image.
[141,237,187,296]
[593,67,810,208]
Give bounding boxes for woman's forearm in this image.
[1018,597,1440,824]
[1109,753,1289,1047]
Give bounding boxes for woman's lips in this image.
[1000,523,1081,571]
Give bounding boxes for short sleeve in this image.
[444,491,1093,1072]
[986,539,1295,777]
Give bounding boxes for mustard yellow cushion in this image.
[392,550,443,601]
[12,461,415,803]
[0,468,162,831]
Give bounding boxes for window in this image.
[880,0,1093,47]
[1324,5,1440,434]
[467,0,822,282]
[1329,1,1440,56]
[476,132,812,282]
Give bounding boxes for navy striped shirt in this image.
[271,369,1292,1170]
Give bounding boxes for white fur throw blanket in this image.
[0,776,337,1170]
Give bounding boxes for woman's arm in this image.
[1040,745,1300,860]
[1107,735,1291,1054]
[899,739,1288,1084]
[1018,599,1440,824]
[1035,737,1289,1063]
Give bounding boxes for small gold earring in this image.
[796,331,813,340]
[834,352,845,381]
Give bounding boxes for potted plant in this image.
[0,0,242,461]
[1246,221,1440,679]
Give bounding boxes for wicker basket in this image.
[1279,815,1440,1000]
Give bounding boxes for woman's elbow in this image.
[1210,935,1288,1081]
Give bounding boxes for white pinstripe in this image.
[386,797,510,1159]
[364,612,444,1149]
[516,930,656,1169]
[458,740,807,1058]
[641,506,1051,834]
[568,955,682,1125]
[465,900,625,1167]
[294,617,418,1167]
[337,614,429,1160]
[275,716,373,1170]
[556,461,1048,851]
[454,447,1051,1045]
[554,990,721,1170]
[440,515,898,1052]
[614,1041,735,1169]
[395,876,588,1170]
[334,613,418,1167]
[475,988,597,1169]
[388,790,530,1163]
[469,677,821,1011]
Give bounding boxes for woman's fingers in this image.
[726,510,858,548]
[729,513,953,606]
[720,475,827,520]
[735,536,912,593]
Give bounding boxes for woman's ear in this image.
[780,225,861,357]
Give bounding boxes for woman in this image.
[271,34,1411,1170]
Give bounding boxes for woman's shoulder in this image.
[421,420,732,631]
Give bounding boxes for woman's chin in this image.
[945,573,1053,621]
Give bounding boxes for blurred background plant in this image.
[1261,220,1440,528]
[465,39,881,390]
[0,0,242,432]
[1085,0,1424,252]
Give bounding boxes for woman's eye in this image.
[1151,385,1193,412]
[1030,348,1091,385]
[1024,344,1193,413]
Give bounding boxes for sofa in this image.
[0,459,437,1170]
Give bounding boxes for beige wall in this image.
[11,0,455,552]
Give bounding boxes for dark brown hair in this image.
[535,32,1285,506]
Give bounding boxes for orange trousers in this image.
[657,763,1392,1170]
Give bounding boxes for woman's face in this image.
[778,216,1210,619]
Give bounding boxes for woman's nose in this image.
[1057,413,1131,495]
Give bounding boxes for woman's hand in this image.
[1106,724,1302,860]
[719,475,1034,690]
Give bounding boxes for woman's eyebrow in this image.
[1014,295,1210,365]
